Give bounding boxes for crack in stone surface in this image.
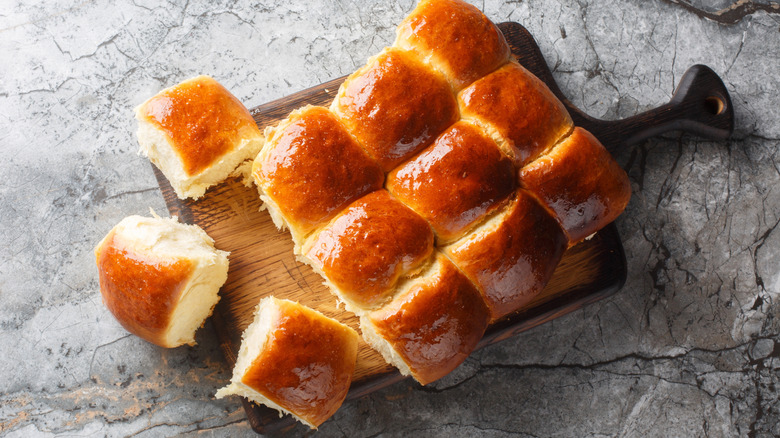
[661,0,780,25]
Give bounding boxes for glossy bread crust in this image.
[443,192,568,320]
[304,190,434,310]
[241,299,358,428]
[395,0,511,90]
[95,231,194,347]
[366,253,489,385]
[137,75,260,176]
[331,48,459,171]
[254,106,384,238]
[459,62,573,167]
[387,121,515,242]
[519,127,631,244]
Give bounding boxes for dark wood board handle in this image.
[497,22,735,151]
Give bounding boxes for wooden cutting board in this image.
[153,22,733,435]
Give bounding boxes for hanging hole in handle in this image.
[704,95,725,116]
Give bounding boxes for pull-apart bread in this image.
[136,75,263,200]
[94,214,229,348]
[216,297,358,429]
[251,0,631,385]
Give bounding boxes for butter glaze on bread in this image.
[395,0,511,90]
[387,121,515,242]
[442,191,568,320]
[216,297,358,429]
[135,75,263,199]
[302,190,434,312]
[94,214,229,348]
[519,127,631,244]
[253,106,384,247]
[331,47,459,171]
[361,253,489,385]
[459,62,574,167]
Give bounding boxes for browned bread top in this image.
[364,252,489,385]
[442,191,568,320]
[136,75,260,176]
[95,230,194,347]
[459,62,573,167]
[395,0,511,90]
[304,190,434,310]
[240,298,359,428]
[387,121,515,242]
[253,106,384,239]
[519,127,631,244]
[332,48,459,171]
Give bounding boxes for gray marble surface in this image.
[2,0,779,436]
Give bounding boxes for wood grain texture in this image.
[154,21,733,435]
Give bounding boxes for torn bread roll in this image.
[135,75,264,200]
[216,297,359,429]
[94,213,229,348]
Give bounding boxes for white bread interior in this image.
[107,213,230,347]
[135,76,264,200]
[359,315,413,378]
[215,297,317,429]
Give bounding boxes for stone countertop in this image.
[2,0,779,436]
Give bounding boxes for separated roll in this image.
[135,75,263,199]
[216,297,359,429]
[94,213,229,348]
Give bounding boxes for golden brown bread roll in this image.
[442,191,568,320]
[331,47,459,171]
[458,62,574,167]
[94,214,229,348]
[302,190,434,312]
[360,252,489,385]
[216,297,358,429]
[519,127,631,244]
[253,105,384,247]
[386,120,515,242]
[395,0,512,90]
[135,75,263,199]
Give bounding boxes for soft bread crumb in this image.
[359,315,413,378]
